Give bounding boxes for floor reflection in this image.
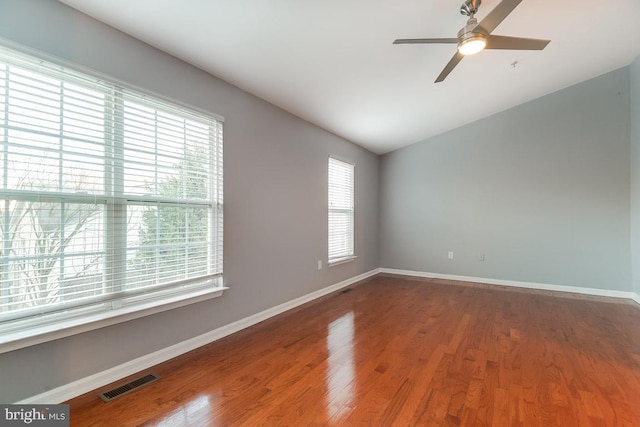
[325,311,356,421]
[153,395,213,427]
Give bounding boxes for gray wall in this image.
[380,68,631,291]
[632,57,640,295]
[0,0,379,402]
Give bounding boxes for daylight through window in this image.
[328,157,354,264]
[0,46,223,338]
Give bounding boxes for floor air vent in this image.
[98,373,160,402]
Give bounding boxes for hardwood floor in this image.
[66,275,640,426]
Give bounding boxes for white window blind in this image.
[0,45,223,339]
[328,157,354,264]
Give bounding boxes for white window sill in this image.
[0,286,227,355]
[328,256,357,267]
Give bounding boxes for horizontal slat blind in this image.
[0,45,223,324]
[328,157,354,263]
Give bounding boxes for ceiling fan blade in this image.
[435,52,464,83]
[478,0,522,34]
[485,35,550,50]
[393,38,458,44]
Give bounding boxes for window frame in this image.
[0,44,226,354]
[328,156,356,266]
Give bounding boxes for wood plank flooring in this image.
[66,274,640,426]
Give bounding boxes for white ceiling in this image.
[58,0,640,154]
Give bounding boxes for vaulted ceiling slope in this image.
[59,0,640,154]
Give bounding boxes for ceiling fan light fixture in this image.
[392,0,550,82]
[457,35,486,55]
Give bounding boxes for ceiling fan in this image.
[393,0,550,83]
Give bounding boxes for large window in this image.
[328,157,354,264]
[0,46,223,348]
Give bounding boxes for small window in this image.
[328,157,354,264]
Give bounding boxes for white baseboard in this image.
[18,268,381,404]
[380,268,638,301]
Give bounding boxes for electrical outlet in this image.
[317,260,322,270]
[479,253,485,261]
[448,251,454,260]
